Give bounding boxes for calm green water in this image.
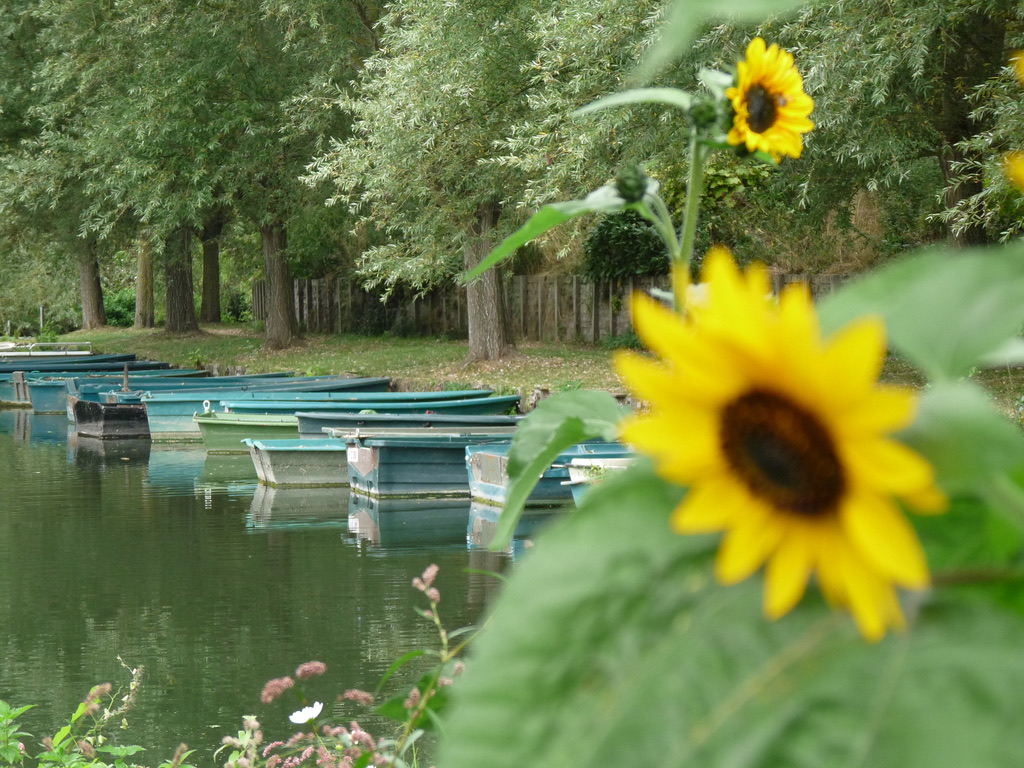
[0,411,513,765]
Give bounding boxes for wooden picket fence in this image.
[252,272,850,344]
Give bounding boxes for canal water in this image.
[0,411,520,764]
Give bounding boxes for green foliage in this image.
[441,461,1024,768]
[103,288,136,328]
[582,210,669,281]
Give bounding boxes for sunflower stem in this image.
[676,126,708,311]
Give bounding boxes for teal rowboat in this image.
[194,412,300,452]
[346,434,512,498]
[243,438,349,487]
[27,369,205,414]
[221,393,521,416]
[465,442,634,507]
[225,388,492,403]
[300,411,520,439]
[139,377,390,440]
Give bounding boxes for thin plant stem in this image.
[675,127,708,311]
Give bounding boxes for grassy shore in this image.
[61,324,628,395]
[59,323,1023,416]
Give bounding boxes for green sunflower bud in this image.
[614,165,649,204]
[689,99,719,130]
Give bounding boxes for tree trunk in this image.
[78,238,106,330]
[935,11,1006,247]
[199,207,227,322]
[262,221,299,349]
[134,235,155,329]
[164,225,199,333]
[464,201,515,362]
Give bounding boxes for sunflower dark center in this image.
[746,84,778,133]
[720,390,845,516]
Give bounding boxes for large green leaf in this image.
[900,381,1024,494]
[488,390,628,550]
[442,461,1024,768]
[461,186,629,281]
[635,0,814,82]
[574,87,693,117]
[818,243,1024,382]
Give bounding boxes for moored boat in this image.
[71,396,150,439]
[244,438,349,487]
[194,411,301,451]
[227,388,493,403]
[347,433,512,498]
[26,367,204,414]
[2,362,176,408]
[465,442,634,507]
[300,411,521,439]
[564,456,636,504]
[221,393,520,416]
[137,376,390,440]
[0,352,136,372]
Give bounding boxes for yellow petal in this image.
[840,490,930,588]
[629,292,689,359]
[763,528,814,619]
[714,502,784,584]
[842,437,940,500]
[833,549,906,642]
[817,315,887,407]
[670,478,740,533]
[835,385,917,437]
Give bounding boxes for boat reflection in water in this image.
[197,452,259,494]
[347,492,471,548]
[3,411,72,444]
[144,447,208,494]
[247,484,350,531]
[467,501,560,560]
[68,432,152,469]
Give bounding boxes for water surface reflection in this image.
[0,412,505,764]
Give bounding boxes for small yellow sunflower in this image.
[615,249,946,641]
[1012,50,1024,86]
[1005,151,1024,190]
[726,38,814,161]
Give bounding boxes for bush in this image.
[103,287,136,327]
[582,210,669,282]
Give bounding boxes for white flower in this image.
[288,701,323,724]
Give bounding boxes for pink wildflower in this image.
[295,661,327,680]
[342,689,375,707]
[263,741,285,758]
[403,688,421,710]
[426,587,441,603]
[266,758,283,768]
[77,741,96,759]
[349,726,376,751]
[260,676,295,704]
[85,683,112,703]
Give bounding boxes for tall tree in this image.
[309,0,666,360]
[759,0,1023,246]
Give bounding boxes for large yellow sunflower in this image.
[615,249,946,641]
[726,38,814,161]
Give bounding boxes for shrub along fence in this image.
[252,272,850,344]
